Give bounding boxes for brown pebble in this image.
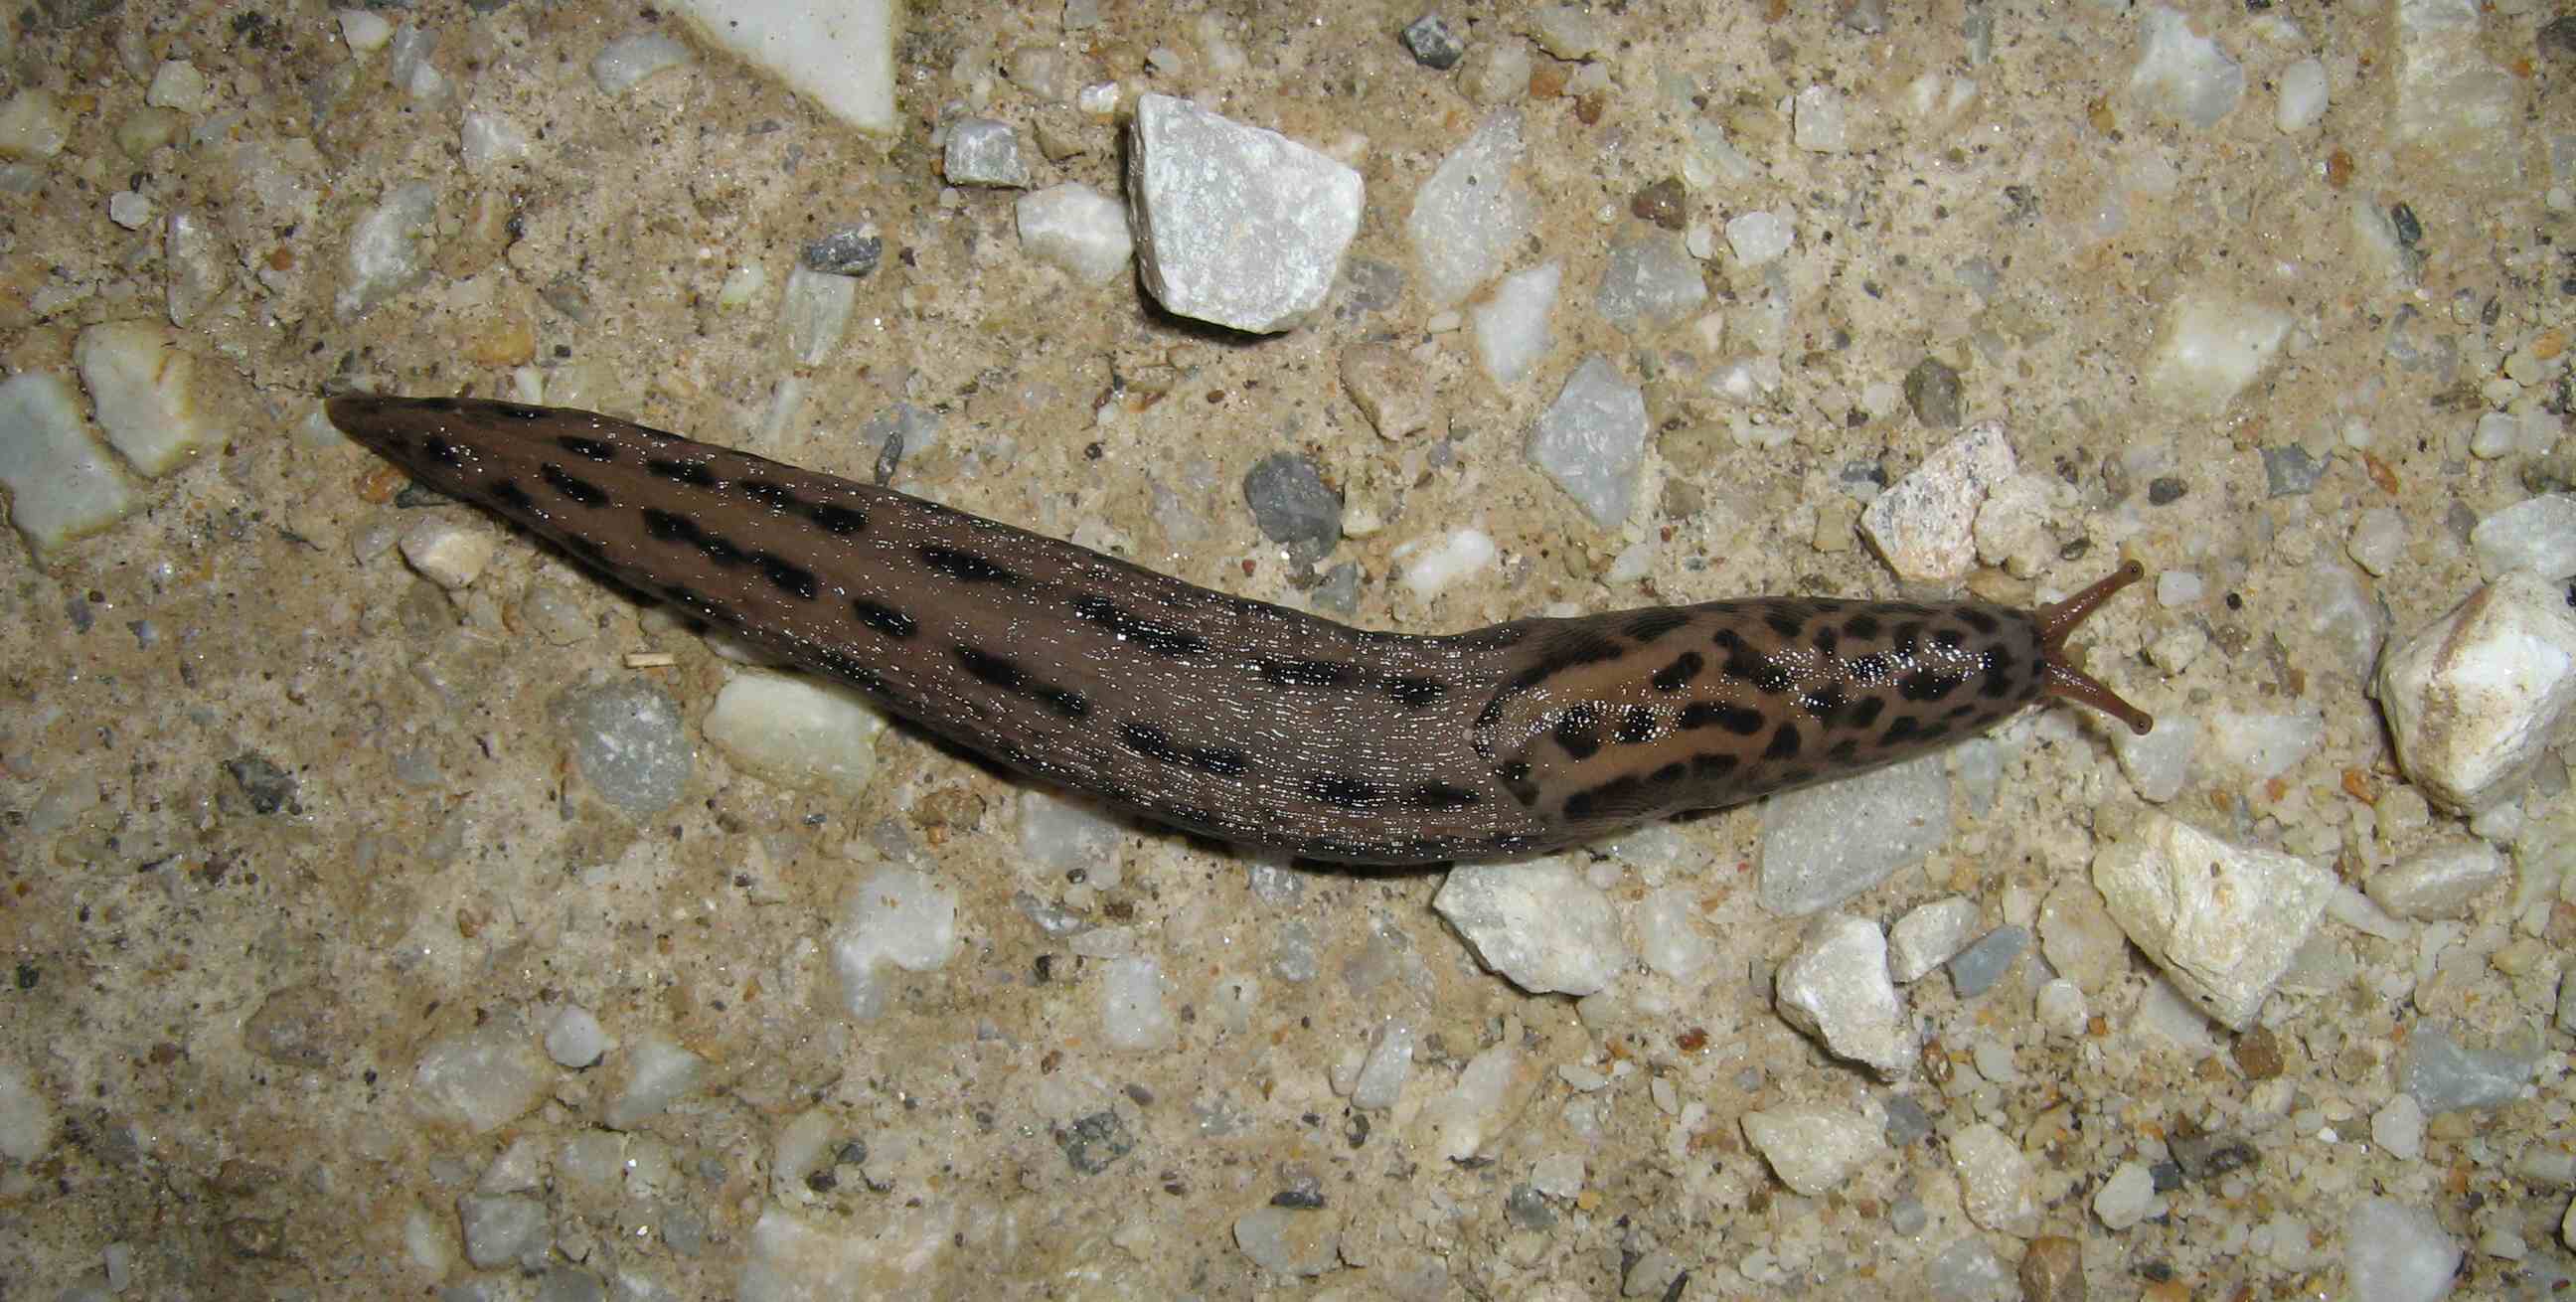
[1631,178,1688,231]
[2017,1234,2085,1302]
[2232,1025,2286,1079]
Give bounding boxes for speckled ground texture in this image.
[4,0,2575,1298]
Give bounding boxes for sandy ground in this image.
[1,0,2571,1298]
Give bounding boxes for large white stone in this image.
[1408,110,1533,308]
[1434,859,1627,996]
[1126,94,1363,333]
[2091,813,2331,1029]
[1859,421,2015,582]
[703,670,886,797]
[670,0,895,136]
[2377,570,2576,813]
[1741,1103,1886,1196]
[1774,914,1909,1077]
[2143,293,2291,413]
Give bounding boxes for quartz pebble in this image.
[1758,753,1952,915]
[603,1036,707,1129]
[1433,860,1626,996]
[2377,570,2576,812]
[2091,813,2331,1029]
[398,516,499,591]
[1740,1103,1886,1196]
[553,681,692,817]
[0,372,138,554]
[1950,1122,2038,1235]
[2345,1198,2463,1302]
[1408,111,1532,308]
[1472,259,1559,385]
[1774,914,1909,1077]
[1888,895,1980,983]
[2365,839,2507,919]
[2144,293,2290,412]
[945,117,1032,188]
[1858,420,2016,582]
[1128,94,1363,333]
[1527,355,1647,530]
[2469,493,2576,580]
[827,867,960,1020]
[1016,183,1132,283]
[2128,4,2244,128]
[702,671,886,796]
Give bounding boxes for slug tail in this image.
[2036,561,2154,734]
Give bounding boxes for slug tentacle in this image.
[329,395,2151,864]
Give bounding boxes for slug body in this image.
[329,396,2151,866]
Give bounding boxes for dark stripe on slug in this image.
[1386,677,1447,709]
[851,599,915,639]
[1958,608,2000,635]
[647,457,719,487]
[1797,685,1848,722]
[1812,626,1840,654]
[1407,781,1482,810]
[1721,648,1795,693]
[954,645,1088,720]
[1893,622,1924,655]
[1677,702,1765,734]
[1306,774,1391,810]
[1651,652,1703,693]
[1898,671,1962,702]
[919,546,1017,584]
[811,504,867,535]
[1261,659,1358,688]
[1764,725,1802,760]
[1763,607,1804,640]
[1846,696,1886,730]
[1827,737,1860,761]
[642,507,689,542]
[1845,613,1881,640]
[558,435,615,462]
[1625,609,1691,642]
[540,463,609,508]
[493,403,548,419]
[1070,594,1210,657]
[1933,627,1965,651]
[423,437,463,468]
[1693,752,1739,779]
[1614,707,1659,744]
[1478,634,1625,730]
[1117,722,1248,776]
[1882,716,1922,745]
[1554,704,1603,759]
[488,479,535,513]
[761,557,818,600]
[739,480,801,509]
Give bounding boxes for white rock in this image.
[1859,420,2016,582]
[2366,840,2508,919]
[2470,494,2576,580]
[1950,1122,2038,1235]
[1758,753,1952,915]
[1352,1020,1413,1111]
[2090,813,2333,1029]
[460,110,533,173]
[1127,93,1363,333]
[146,60,213,113]
[2349,507,2408,576]
[336,181,438,318]
[2034,978,2089,1037]
[781,263,858,366]
[107,191,153,230]
[602,1035,706,1130]
[1724,210,1796,265]
[0,1059,55,1161]
[2392,0,2517,184]
[588,31,693,95]
[2373,1092,2427,1160]
[544,1004,610,1068]
[1423,1035,1526,1161]
[1016,789,1125,885]
[1594,231,1706,332]
[1791,84,1852,152]
[2128,5,2245,128]
[2114,714,2198,803]
[827,867,961,1021]
[671,0,896,134]
[2144,293,2291,412]
[1527,355,1648,531]
[75,322,211,476]
[398,516,500,591]
[2377,570,2576,812]
[1529,1152,1586,1199]
[339,8,394,53]
[945,117,1032,187]
[2346,1198,2462,1302]
[0,89,68,160]
[2093,1159,2164,1229]
[1100,956,1176,1051]
[2206,707,2325,779]
[1394,527,1497,598]
[2275,57,2329,132]
[1774,914,1910,1077]
[1889,895,1982,983]
[1015,183,1132,283]
[1408,111,1533,308]
[411,1026,553,1134]
[0,373,138,555]
[1433,859,1627,996]
[702,670,886,796]
[1472,260,1560,385]
[1634,886,1715,984]
[1741,1104,1886,1196]
[1232,1205,1341,1277]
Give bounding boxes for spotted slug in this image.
[329,395,2152,865]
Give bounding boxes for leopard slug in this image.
[329,395,2152,866]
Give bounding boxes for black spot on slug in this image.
[1898,670,1962,703]
[1651,652,1704,693]
[1306,774,1390,810]
[1722,649,1795,694]
[957,646,1087,718]
[642,508,689,542]
[1070,594,1209,657]
[1763,607,1804,640]
[540,464,607,508]
[1386,677,1448,709]
[557,435,615,462]
[1844,613,1881,640]
[1893,622,1924,655]
[1554,704,1604,759]
[761,556,817,601]
[488,479,535,513]
[1677,703,1765,734]
[493,403,547,419]
[1957,607,2001,635]
[1118,721,1246,776]
[1882,715,1922,745]
[852,598,914,639]
[1763,724,1802,760]
[646,457,719,487]
[1846,696,1886,730]
[1614,707,1659,744]
[1261,659,1358,689]
[1932,627,1965,651]
[1651,761,1688,785]
[1408,782,1482,810]
[919,546,1017,584]
[1479,634,1626,730]
[1797,685,1848,723]
[1812,626,1840,655]
[1827,737,1860,762]
[1692,752,1740,779]
[811,504,867,535]
[739,480,801,509]
[422,437,463,468]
